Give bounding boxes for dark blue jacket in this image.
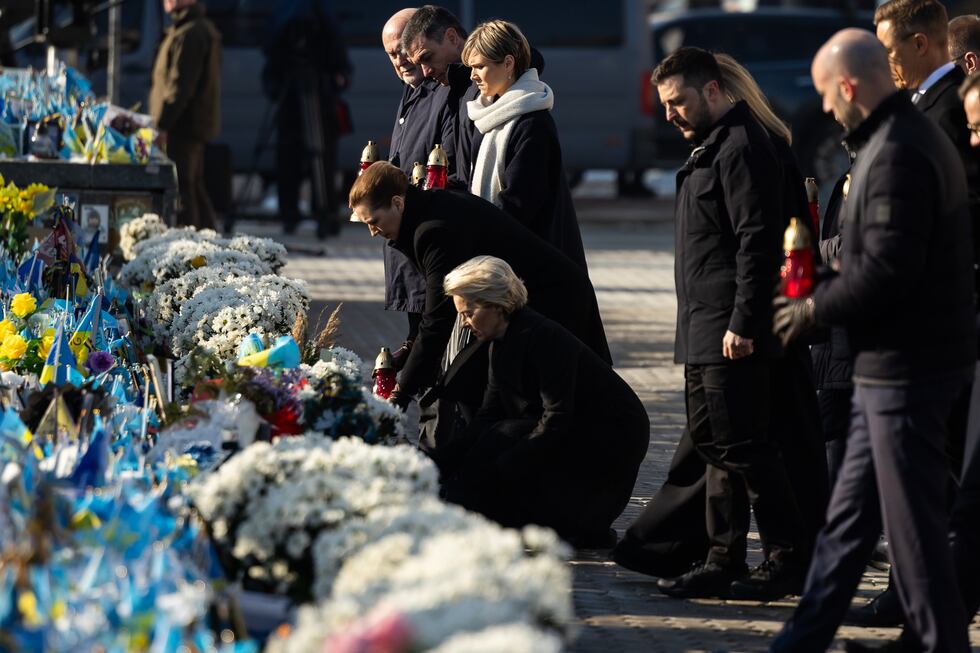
[383,79,449,314]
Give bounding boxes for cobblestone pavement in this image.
[237,215,980,652]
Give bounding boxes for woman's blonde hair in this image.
[443,255,528,314]
[461,19,531,80]
[714,53,792,145]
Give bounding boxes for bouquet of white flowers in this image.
[118,213,169,261]
[188,436,439,602]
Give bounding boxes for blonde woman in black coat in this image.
[439,256,649,548]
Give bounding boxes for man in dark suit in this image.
[851,0,980,626]
[347,161,610,420]
[649,47,807,601]
[771,28,975,653]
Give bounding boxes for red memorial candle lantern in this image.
[805,177,820,237]
[359,141,379,175]
[372,346,397,399]
[411,161,426,188]
[424,144,448,190]
[781,217,815,298]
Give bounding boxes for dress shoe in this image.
[657,561,746,599]
[844,586,904,627]
[869,535,890,572]
[728,556,806,601]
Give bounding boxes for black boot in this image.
[844,586,904,627]
[728,556,807,601]
[657,561,746,599]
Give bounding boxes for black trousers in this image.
[614,350,825,576]
[952,362,980,618]
[686,359,804,567]
[168,136,217,231]
[771,372,971,653]
[820,388,853,489]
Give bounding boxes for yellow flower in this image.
[10,293,37,318]
[38,332,55,359]
[0,334,28,360]
[0,320,15,342]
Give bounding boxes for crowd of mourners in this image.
[344,2,980,651]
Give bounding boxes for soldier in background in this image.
[149,0,221,230]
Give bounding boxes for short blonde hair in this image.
[443,255,528,314]
[461,19,531,79]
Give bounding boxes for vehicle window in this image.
[333,1,461,47]
[655,17,864,63]
[92,0,146,52]
[473,1,623,47]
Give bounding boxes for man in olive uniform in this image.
[150,0,221,230]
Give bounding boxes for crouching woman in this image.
[439,255,649,546]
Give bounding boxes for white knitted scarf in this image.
[467,68,554,204]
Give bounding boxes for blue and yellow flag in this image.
[237,335,301,369]
[70,293,102,364]
[40,321,84,386]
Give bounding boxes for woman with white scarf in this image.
[461,20,587,271]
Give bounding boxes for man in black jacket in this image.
[859,0,980,626]
[399,5,472,182]
[347,162,611,427]
[651,47,807,601]
[771,29,975,653]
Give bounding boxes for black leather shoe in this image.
[844,586,904,627]
[869,535,890,572]
[728,557,806,601]
[657,561,746,599]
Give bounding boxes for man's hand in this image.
[388,385,411,411]
[722,330,754,360]
[773,295,817,346]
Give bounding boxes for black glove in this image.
[388,387,411,411]
[773,295,817,346]
[391,340,413,372]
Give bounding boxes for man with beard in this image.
[770,28,974,653]
[648,47,808,601]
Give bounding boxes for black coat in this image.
[674,101,783,364]
[391,185,611,398]
[814,92,976,381]
[383,80,449,314]
[916,65,980,351]
[467,111,588,271]
[442,307,649,537]
[810,169,855,392]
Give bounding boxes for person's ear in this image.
[911,32,929,55]
[966,52,979,74]
[445,28,460,46]
[504,54,515,76]
[839,77,856,103]
[702,79,721,103]
[392,195,405,214]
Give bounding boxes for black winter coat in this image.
[916,65,980,352]
[383,80,448,313]
[441,307,649,537]
[673,101,783,364]
[814,92,976,381]
[810,169,855,392]
[391,186,611,397]
[467,111,587,271]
